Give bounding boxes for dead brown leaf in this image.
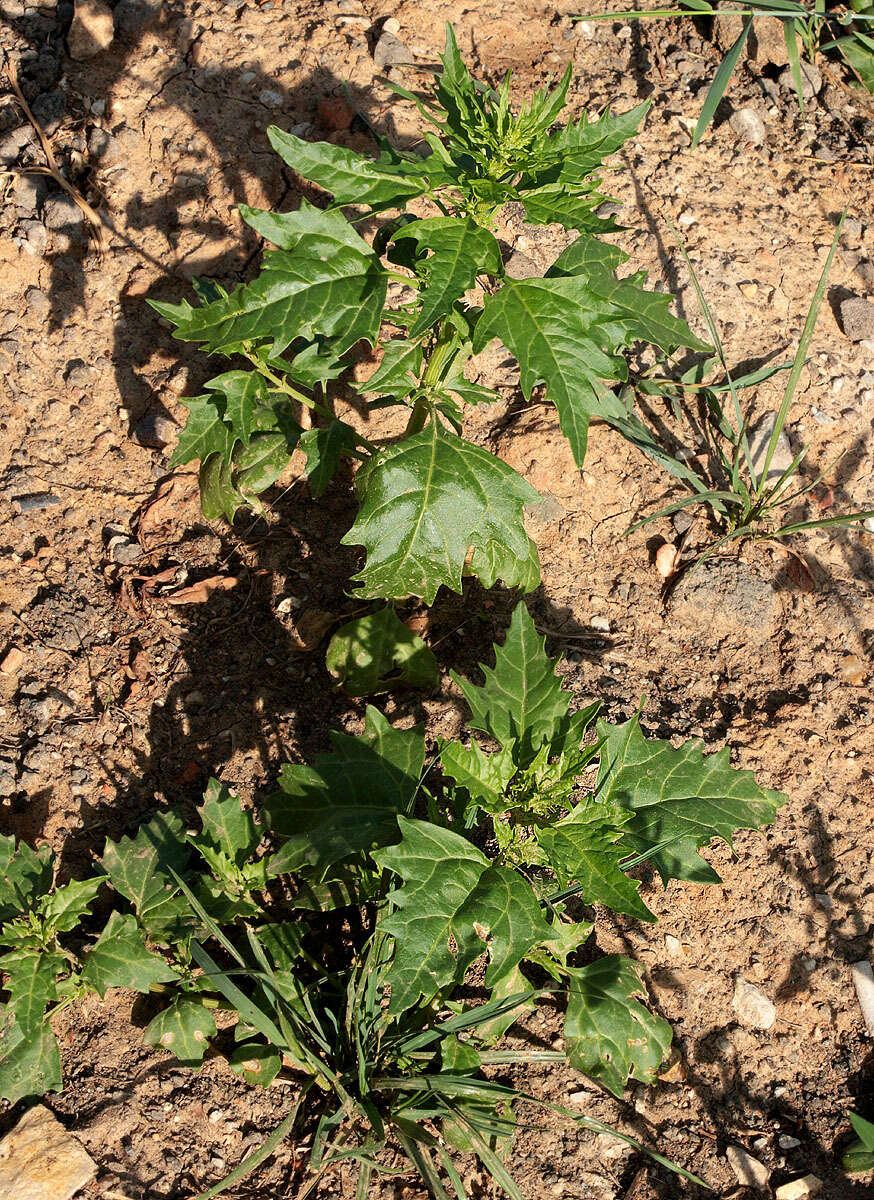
[137,470,201,553]
[286,607,336,652]
[162,576,239,605]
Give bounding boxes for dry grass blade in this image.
[3,54,107,253]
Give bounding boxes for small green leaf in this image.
[81,912,179,996]
[1,948,65,1033]
[41,877,104,934]
[691,16,751,147]
[344,422,540,604]
[596,716,786,884]
[229,1042,282,1086]
[326,607,438,696]
[169,393,233,468]
[0,836,53,922]
[0,1010,62,1102]
[266,127,433,208]
[450,602,582,764]
[441,741,516,812]
[565,955,672,1095]
[193,778,260,871]
[393,217,503,337]
[538,807,653,922]
[204,371,267,447]
[299,421,360,498]
[357,339,423,400]
[844,1112,874,1172]
[144,998,217,1065]
[101,813,190,937]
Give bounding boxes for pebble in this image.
[840,296,874,342]
[655,542,679,578]
[258,89,283,108]
[779,1134,802,1150]
[0,1104,97,1200]
[14,492,61,513]
[11,174,45,212]
[134,412,176,449]
[0,647,25,676]
[732,977,776,1030]
[851,960,874,1035]
[87,126,123,166]
[747,411,794,485]
[30,91,66,135]
[0,125,34,164]
[779,61,822,98]
[67,0,115,58]
[42,194,87,249]
[729,107,766,146]
[25,288,50,316]
[108,536,142,564]
[726,1144,769,1188]
[373,31,410,70]
[775,1177,823,1200]
[20,220,48,256]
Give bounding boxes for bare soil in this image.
[2,1,874,1197]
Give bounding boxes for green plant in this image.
[843,1111,874,1171]
[580,0,874,146]
[622,215,874,558]
[0,604,785,1197]
[152,24,707,609]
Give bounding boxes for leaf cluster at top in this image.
[153,24,708,604]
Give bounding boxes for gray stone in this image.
[779,61,822,99]
[134,412,176,449]
[67,0,114,58]
[733,977,776,1030]
[0,125,34,164]
[87,126,122,165]
[840,296,874,342]
[13,492,61,513]
[108,536,142,564]
[65,361,93,389]
[373,32,410,70]
[10,172,45,212]
[30,90,67,135]
[258,89,283,108]
[748,410,794,485]
[0,1104,96,1200]
[25,288,50,316]
[42,193,87,249]
[729,106,766,146]
[19,220,47,257]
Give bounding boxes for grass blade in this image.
[759,212,845,485]
[445,1103,524,1200]
[692,15,752,147]
[784,18,805,111]
[626,489,741,534]
[769,510,874,537]
[393,1122,452,1200]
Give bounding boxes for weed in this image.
[0,605,784,1197]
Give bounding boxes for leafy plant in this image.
[622,215,874,561]
[843,1111,874,1171]
[0,605,785,1198]
[153,24,706,607]
[325,607,438,696]
[581,0,874,147]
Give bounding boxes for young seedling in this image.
[625,215,874,564]
[580,0,874,146]
[843,1111,874,1171]
[152,24,707,610]
[0,605,784,1198]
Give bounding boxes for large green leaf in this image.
[0,1010,62,1102]
[374,817,551,1011]
[565,955,671,1096]
[532,102,650,181]
[101,812,190,936]
[265,707,425,877]
[81,912,179,996]
[144,997,217,1066]
[153,201,387,358]
[474,273,707,467]
[596,716,786,884]
[267,126,434,208]
[393,217,503,336]
[344,422,540,603]
[450,603,581,764]
[325,607,439,696]
[169,393,233,468]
